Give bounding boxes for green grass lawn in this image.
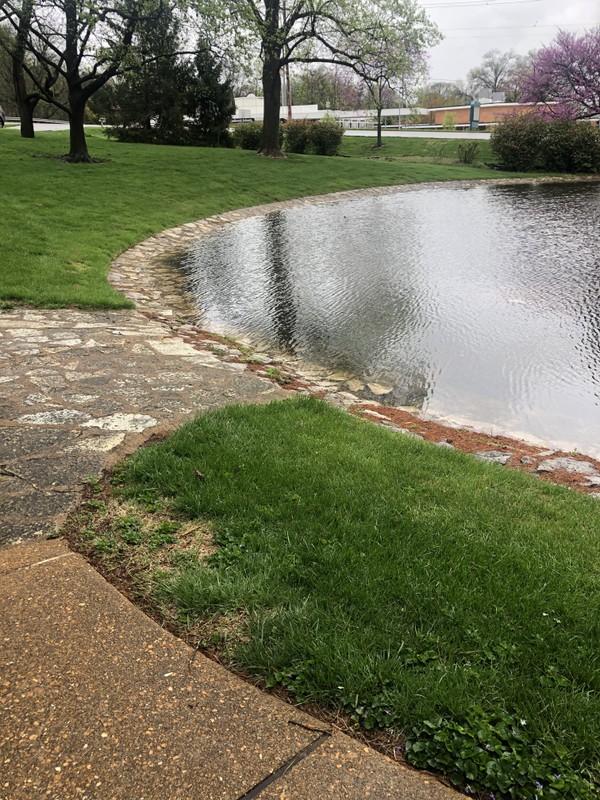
[2,129,524,308]
[339,134,494,162]
[71,397,600,799]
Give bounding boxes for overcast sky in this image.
[420,0,599,84]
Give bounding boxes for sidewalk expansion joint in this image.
[235,722,332,799]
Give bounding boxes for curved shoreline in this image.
[109,176,600,496]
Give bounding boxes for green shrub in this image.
[232,122,263,150]
[442,112,456,131]
[457,141,479,164]
[491,115,600,173]
[539,120,600,174]
[307,119,344,156]
[490,114,545,171]
[284,119,312,154]
[405,708,596,799]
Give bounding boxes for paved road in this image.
[344,129,491,140]
[4,120,490,138]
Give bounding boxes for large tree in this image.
[349,0,439,146]
[0,20,69,136]
[467,49,522,100]
[416,80,470,108]
[520,28,600,120]
[1,0,173,160]
[202,0,439,157]
[290,64,366,110]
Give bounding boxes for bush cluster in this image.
[231,119,344,156]
[107,124,233,148]
[284,120,312,154]
[231,121,264,150]
[302,119,344,155]
[491,115,600,173]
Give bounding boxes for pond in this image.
[179,182,600,458]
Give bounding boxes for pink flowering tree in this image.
[521,28,600,120]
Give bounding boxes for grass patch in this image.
[339,135,495,163]
[2,130,536,308]
[73,396,600,798]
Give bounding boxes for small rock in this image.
[437,441,455,449]
[536,457,599,477]
[475,450,513,465]
[251,353,272,365]
[520,456,533,465]
[346,379,366,393]
[361,410,390,421]
[584,476,600,487]
[366,383,393,396]
[336,391,359,405]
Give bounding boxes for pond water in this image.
[179,182,600,458]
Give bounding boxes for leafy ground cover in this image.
[2,129,527,308]
[66,397,600,799]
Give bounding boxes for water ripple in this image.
[181,182,600,457]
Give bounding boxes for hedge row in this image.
[491,116,600,173]
[232,119,344,156]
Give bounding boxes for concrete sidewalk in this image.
[0,539,458,799]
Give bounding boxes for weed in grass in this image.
[405,708,596,799]
[265,366,292,385]
[84,474,103,494]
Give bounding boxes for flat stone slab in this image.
[536,457,599,476]
[0,542,456,799]
[0,308,287,545]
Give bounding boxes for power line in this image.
[423,0,541,7]
[439,22,597,30]
[441,32,573,38]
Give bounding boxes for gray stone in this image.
[520,456,533,465]
[18,409,91,426]
[437,441,455,449]
[474,450,513,465]
[536,457,599,477]
[82,413,158,433]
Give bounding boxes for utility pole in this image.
[282,0,292,120]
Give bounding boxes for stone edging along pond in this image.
[108,176,600,497]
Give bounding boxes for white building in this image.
[234,95,426,128]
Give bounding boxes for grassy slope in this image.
[105,397,600,791]
[339,134,494,162]
[2,129,520,308]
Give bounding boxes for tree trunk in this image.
[17,95,36,138]
[12,57,36,138]
[259,53,284,157]
[11,0,37,139]
[376,106,382,147]
[67,97,91,162]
